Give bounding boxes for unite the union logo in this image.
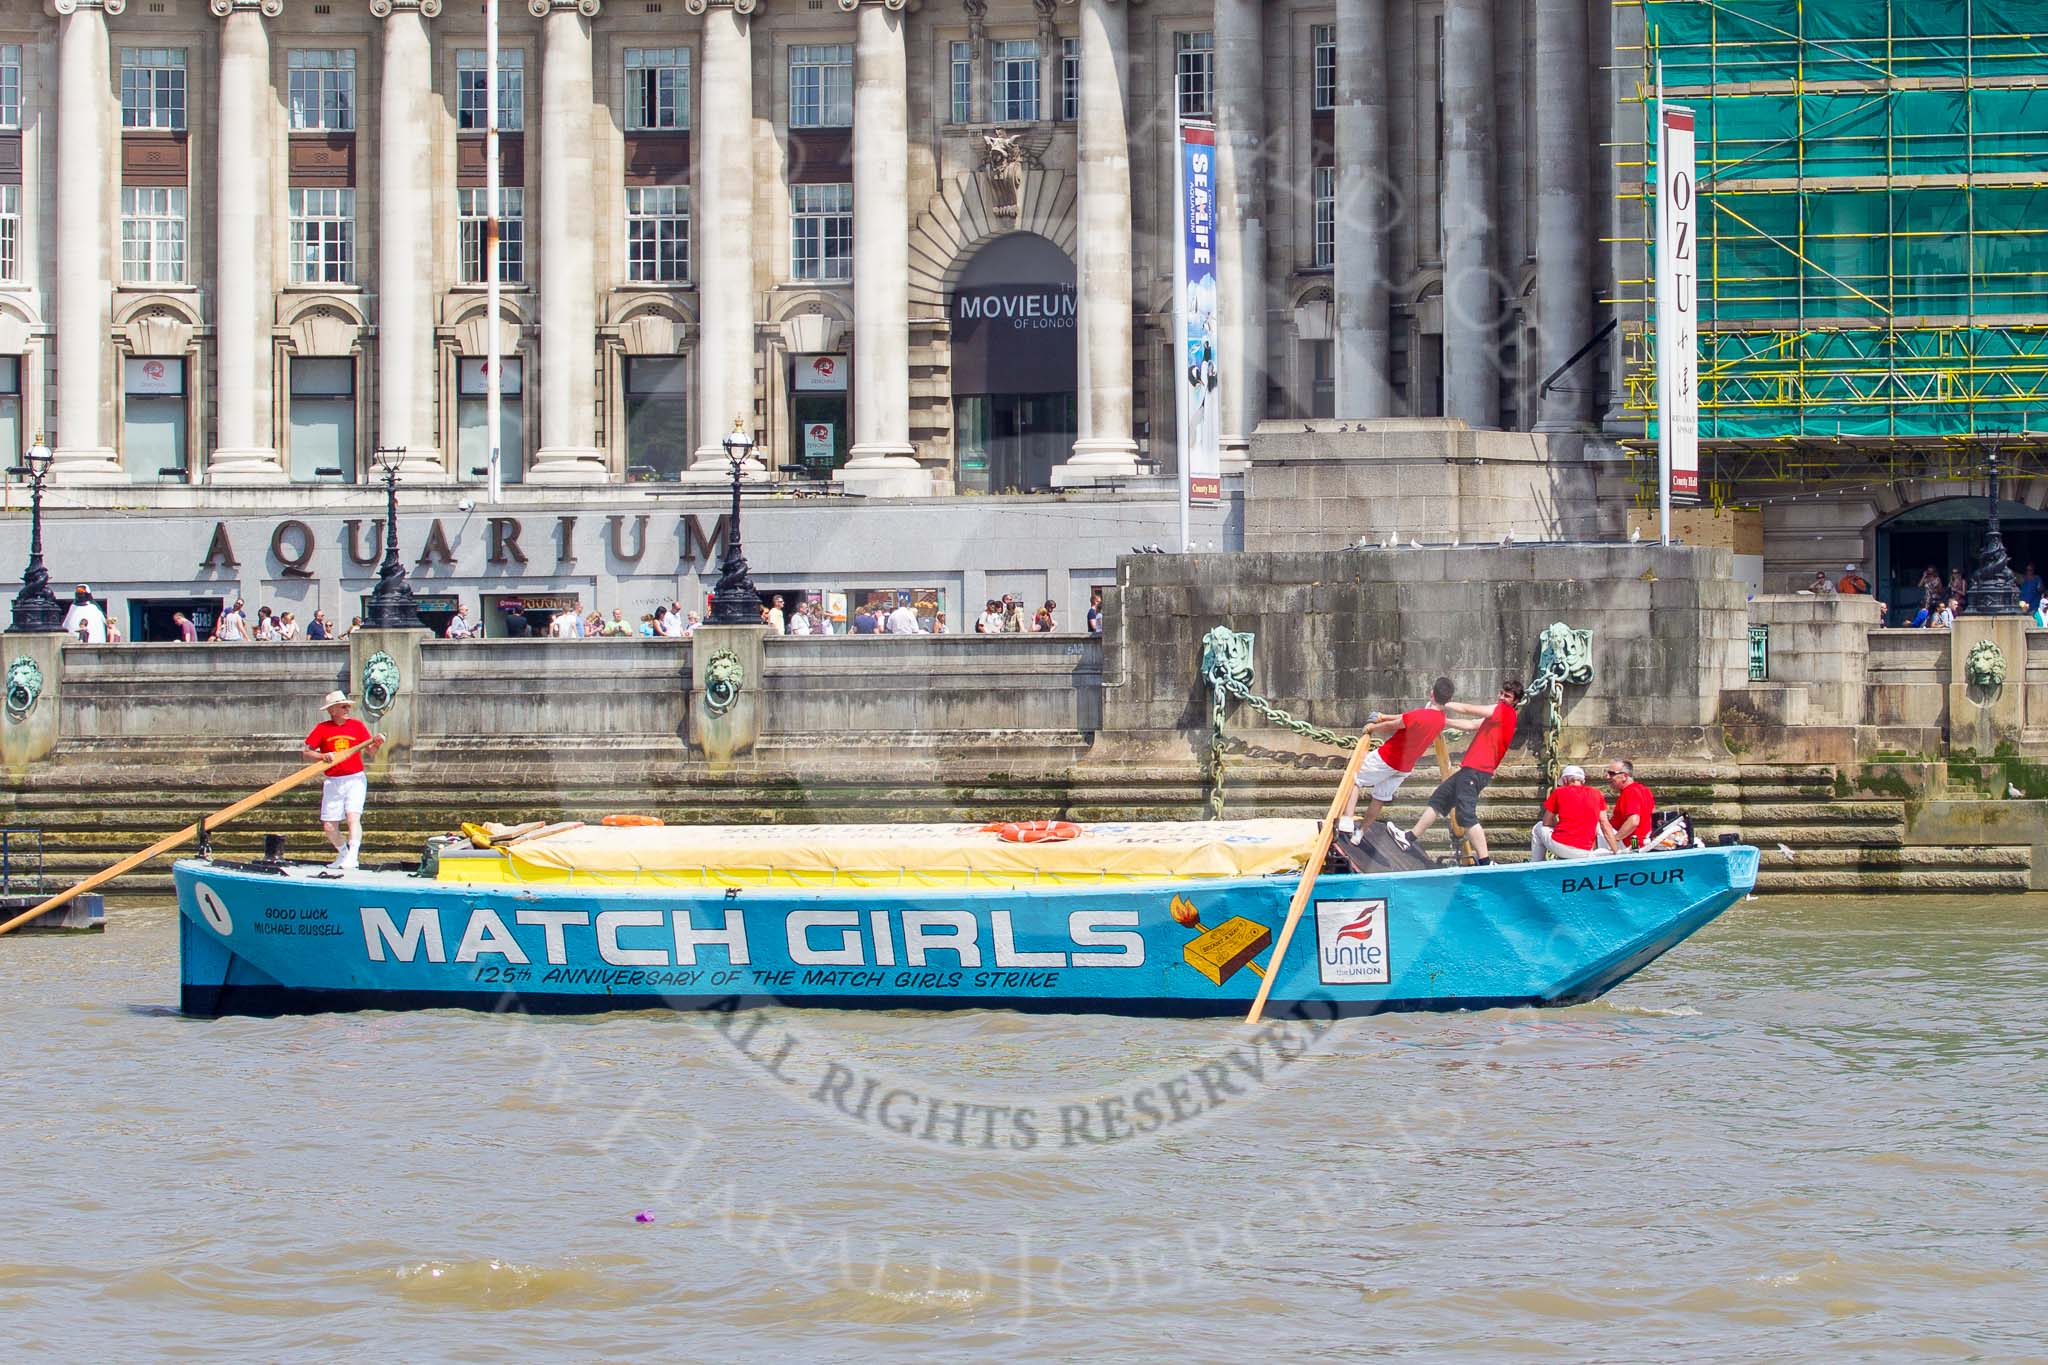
[1314,898,1390,986]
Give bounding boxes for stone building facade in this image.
[0,0,1613,495]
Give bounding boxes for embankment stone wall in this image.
[1101,544,1746,756]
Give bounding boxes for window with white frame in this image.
[789,44,853,129]
[1174,31,1213,119]
[0,45,20,130]
[990,39,1038,123]
[1061,37,1078,121]
[288,49,356,132]
[626,185,690,283]
[1312,25,1336,112]
[459,187,524,285]
[457,48,524,131]
[121,49,187,131]
[0,185,19,284]
[949,41,973,124]
[121,187,187,285]
[290,187,355,284]
[625,47,690,131]
[1313,166,1335,269]
[790,183,852,282]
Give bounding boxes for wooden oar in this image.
[0,736,381,939]
[1245,732,1377,1025]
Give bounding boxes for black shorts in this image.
[1426,768,1494,825]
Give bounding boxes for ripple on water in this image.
[381,1258,657,1312]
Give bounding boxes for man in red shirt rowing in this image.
[1406,680,1525,865]
[1530,764,1623,861]
[302,689,383,871]
[1605,759,1657,850]
[1338,676,1458,836]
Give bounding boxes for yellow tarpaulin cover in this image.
[442,819,1324,889]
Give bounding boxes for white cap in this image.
[1844,563,1857,572]
[1561,764,1586,781]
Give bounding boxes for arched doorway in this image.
[1876,496,2048,624]
[950,233,1076,492]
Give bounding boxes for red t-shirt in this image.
[1612,781,1656,847]
[1375,707,1447,774]
[306,718,372,776]
[1460,700,1519,774]
[1544,784,1608,850]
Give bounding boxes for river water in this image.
[3,895,2044,1360]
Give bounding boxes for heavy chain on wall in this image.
[1523,623,1594,792]
[1199,622,1593,817]
[1201,627,1363,819]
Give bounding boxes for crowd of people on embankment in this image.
[55,585,1109,643]
[1803,560,2048,628]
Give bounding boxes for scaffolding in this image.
[1616,0,2048,470]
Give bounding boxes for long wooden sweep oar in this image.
[1245,732,1378,1025]
[0,736,381,939]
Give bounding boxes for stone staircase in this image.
[0,748,2031,904]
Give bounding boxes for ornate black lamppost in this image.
[708,419,764,626]
[9,436,67,633]
[1968,445,2025,616]
[364,444,423,629]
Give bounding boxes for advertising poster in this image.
[803,422,836,465]
[1657,102,1700,504]
[794,355,848,392]
[1174,121,1222,505]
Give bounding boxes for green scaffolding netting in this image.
[1641,1,2048,441]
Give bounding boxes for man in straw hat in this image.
[302,690,383,870]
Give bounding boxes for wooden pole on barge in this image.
[1244,733,1378,1025]
[0,737,381,939]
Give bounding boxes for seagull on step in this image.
[2010,783,2025,799]
[1409,538,1423,550]
[1775,843,1795,861]
[1630,526,1643,544]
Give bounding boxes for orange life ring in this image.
[601,813,664,827]
[986,819,1082,844]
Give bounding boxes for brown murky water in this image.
[3,896,2045,1360]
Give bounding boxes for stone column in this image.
[1534,0,1594,432]
[1052,0,1138,484]
[373,0,445,479]
[837,0,929,497]
[686,0,763,479]
[528,0,608,481]
[209,0,286,483]
[51,0,123,484]
[1212,0,1262,472]
[1442,0,1500,429]
[1334,0,1391,418]
[1033,0,1057,124]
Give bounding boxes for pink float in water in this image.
[634,1210,655,1224]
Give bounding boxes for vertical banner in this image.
[1657,102,1700,508]
[1175,121,1222,507]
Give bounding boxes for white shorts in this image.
[1351,751,1414,804]
[320,772,367,821]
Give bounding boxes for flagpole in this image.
[486,0,504,504]
[1655,58,1670,547]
